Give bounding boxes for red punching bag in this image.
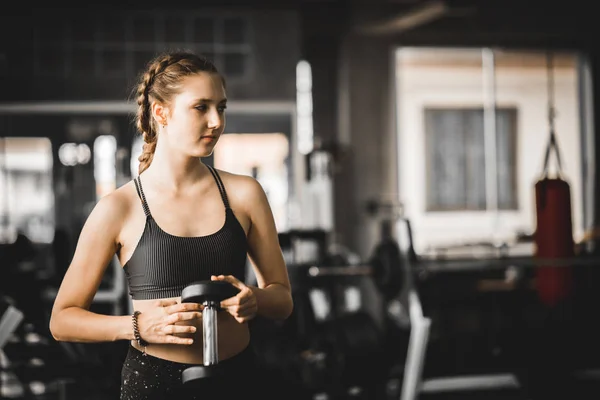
[534,52,574,307]
[534,130,574,307]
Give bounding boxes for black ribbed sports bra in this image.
[123,165,248,300]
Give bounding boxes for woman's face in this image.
[164,72,227,158]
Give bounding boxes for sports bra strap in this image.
[206,165,230,209]
[133,176,152,217]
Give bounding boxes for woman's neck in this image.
[141,142,208,193]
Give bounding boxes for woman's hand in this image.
[136,299,202,345]
[211,275,257,323]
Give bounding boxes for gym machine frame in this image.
[303,217,431,400]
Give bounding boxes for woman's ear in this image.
[150,101,169,126]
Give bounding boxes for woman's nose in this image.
[207,110,222,129]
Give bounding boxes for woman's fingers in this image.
[166,302,202,315]
[220,287,253,309]
[236,307,256,319]
[225,300,254,314]
[212,274,245,291]
[155,298,178,308]
[166,311,203,324]
[164,335,194,345]
[163,324,197,335]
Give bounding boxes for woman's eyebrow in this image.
[193,97,228,104]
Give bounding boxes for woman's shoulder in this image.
[91,179,139,220]
[213,168,267,206]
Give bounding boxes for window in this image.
[396,47,586,252]
[213,133,290,231]
[424,107,518,211]
[33,12,253,80]
[0,137,55,244]
[94,135,117,199]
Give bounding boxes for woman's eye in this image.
[195,104,226,113]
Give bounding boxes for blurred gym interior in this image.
[2,1,600,399]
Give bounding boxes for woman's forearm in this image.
[251,283,293,320]
[50,307,134,343]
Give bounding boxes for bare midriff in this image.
[130,296,250,364]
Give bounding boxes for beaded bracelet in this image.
[132,311,149,352]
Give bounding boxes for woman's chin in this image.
[191,148,214,158]
[179,140,218,158]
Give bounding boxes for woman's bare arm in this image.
[49,190,134,343]
[236,175,293,320]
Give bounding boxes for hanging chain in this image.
[547,51,556,135]
[542,50,564,179]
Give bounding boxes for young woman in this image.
[49,50,293,399]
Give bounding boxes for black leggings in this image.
[120,344,258,400]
